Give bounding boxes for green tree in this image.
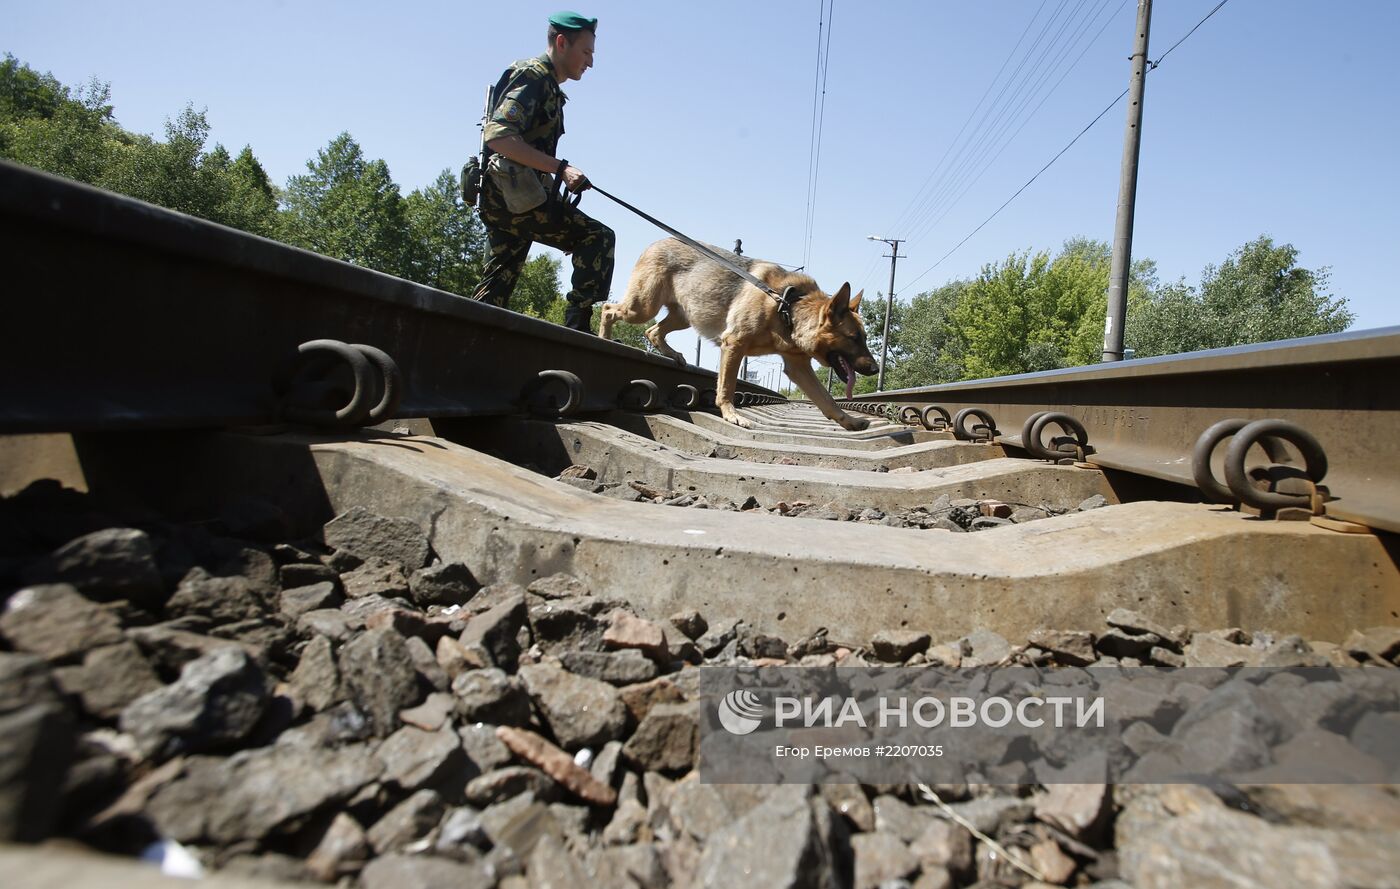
[282,132,409,275]
[881,280,969,389]
[1127,236,1353,356]
[944,238,1150,379]
[403,168,486,296]
[216,145,280,237]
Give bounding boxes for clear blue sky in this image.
[8,1,1399,381]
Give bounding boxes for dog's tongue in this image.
[841,358,855,399]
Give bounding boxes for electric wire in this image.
[900,0,1234,292]
[902,0,1127,248]
[901,0,1112,247]
[801,0,837,270]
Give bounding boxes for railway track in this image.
[3,159,1399,887]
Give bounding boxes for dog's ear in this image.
[830,282,852,316]
[849,289,863,313]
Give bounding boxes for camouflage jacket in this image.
[483,54,567,159]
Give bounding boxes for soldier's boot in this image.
[564,296,595,333]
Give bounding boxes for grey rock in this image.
[520,661,627,750]
[1185,634,1261,667]
[1147,646,1186,668]
[461,594,528,670]
[1351,710,1400,772]
[527,573,590,600]
[1258,634,1328,667]
[296,608,362,644]
[0,584,124,662]
[1105,608,1186,649]
[452,667,533,726]
[165,567,267,624]
[279,561,338,590]
[305,811,370,882]
[1078,494,1108,511]
[960,628,1011,665]
[478,791,542,847]
[1027,628,1097,666]
[601,797,648,845]
[908,819,973,876]
[464,766,558,807]
[589,739,624,788]
[219,851,308,883]
[622,701,699,774]
[410,561,481,608]
[529,598,608,657]
[359,852,493,889]
[51,640,160,719]
[1010,507,1044,523]
[871,794,935,843]
[853,831,918,889]
[404,634,450,692]
[279,581,342,618]
[22,527,165,606]
[435,805,490,857]
[119,647,268,761]
[1095,626,1161,659]
[278,700,372,748]
[670,609,708,640]
[367,788,447,853]
[289,634,342,712]
[1342,626,1400,665]
[342,596,406,624]
[1120,803,1400,889]
[338,627,422,736]
[1034,782,1110,840]
[822,783,875,833]
[696,618,740,658]
[0,653,75,842]
[148,741,382,844]
[559,648,659,685]
[870,630,931,663]
[592,842,668,889]
[528,832,587,889]
[945,795,1033,835]
[322,506,432,570]
[969,516,1012,530]
[399,691,455,731]
[460,722,514,772]
[341,556,411,600]
[377,723,470,792]
[739,628,788,660]
[697,784,853,889]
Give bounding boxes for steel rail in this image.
[0,161,779,433]
[837,328,1400,533]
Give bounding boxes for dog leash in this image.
[574,180,803,328]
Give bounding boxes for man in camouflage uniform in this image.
[471,11,613,333]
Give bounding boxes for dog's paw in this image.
[669,353,687,367]
[725,414,754,429]
[838,414,870,432]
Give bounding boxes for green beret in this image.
[548,10,597,32]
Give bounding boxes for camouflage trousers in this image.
[472,197,615,333]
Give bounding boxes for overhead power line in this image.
[802,0,836,269]
[901,0,1234,293]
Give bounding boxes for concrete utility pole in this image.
[1103,0,1153,362]
[695,337,701,367]
[867,236,905,391]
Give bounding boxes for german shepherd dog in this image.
[598,238,879,430]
